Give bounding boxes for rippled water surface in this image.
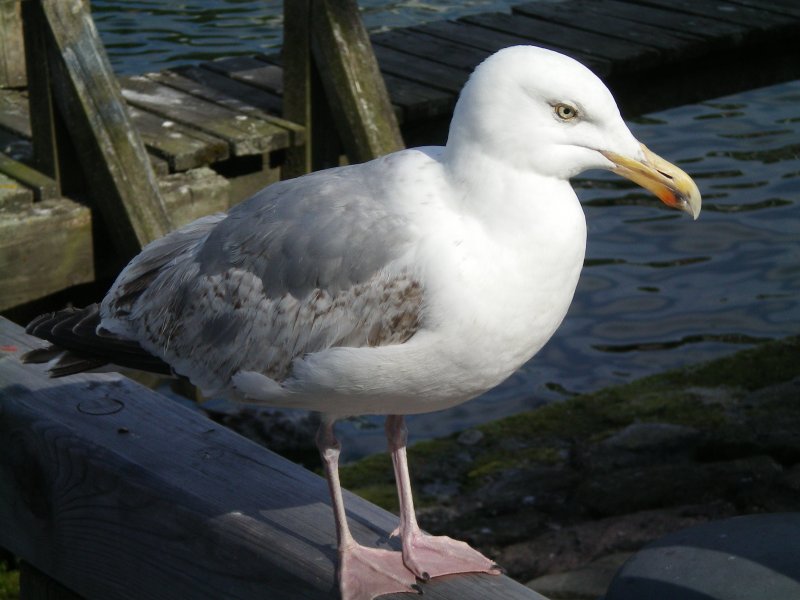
[92,4,800,458]
[92,0,516,74]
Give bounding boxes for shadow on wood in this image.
[0,316,547,600]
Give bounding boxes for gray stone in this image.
[457,428,484,446]
[600,422,700,453]
[606,513,800,600]
[527,553,631,600]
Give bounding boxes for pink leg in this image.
[386,415,502,581]
[317,418,420,600]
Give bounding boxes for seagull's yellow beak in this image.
[601,143,701,220]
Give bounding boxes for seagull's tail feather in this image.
[23,304,172,377]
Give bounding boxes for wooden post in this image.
[21,0,172,259]
[0,0,26,88]
[282,0,313,176]
[20,0,83,194]
[0,316,547,600]
[282,0,342,175]
[282,0,404,177]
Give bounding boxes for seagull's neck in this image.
[417,137,588,399]
[442,140,574,232]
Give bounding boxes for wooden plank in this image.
[150,69,305,147]
[373,44,470,94]
[372,28,491,72]
[0,88,31,137]
[618,0,798,32]
[213,153,281,205]
[571,0,747,46]
[727,0,800,18]
[203,55,285,96]
[0,199,93,311]
[127,104,230,172]
[0,169,32,209]
[383,72,454,123]
[120,75,291,156]
[21,0,71,186]
[412,19,611,76]
[36,0,172,257]
[0,317,547,600]
[148,153,169,177]
[460,12,659,73]
[512,1,705,54]
[158,166,230,227]
[281,0,316,175]
[0,151,57,200]
[177,62,283,113]
[310,0,404,163]
[0,0,26,88]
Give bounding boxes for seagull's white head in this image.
[446,45,701,219]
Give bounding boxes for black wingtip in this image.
[20,346,62,364]
[23,303,172,377]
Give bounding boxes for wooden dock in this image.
[1,0,799,310]
[0,315,547,600]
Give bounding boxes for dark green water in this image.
[92,3,800,457]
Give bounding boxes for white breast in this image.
[265,171,587,417]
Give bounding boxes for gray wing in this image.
[101,164,423,394]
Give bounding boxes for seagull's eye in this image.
[555,103,578,121]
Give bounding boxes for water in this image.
[91,3,800,458]
[92,1,516,75]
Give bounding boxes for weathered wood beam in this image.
[310,0,404,163]
[282,0,341,175]
[0,151,57,200]
[0,0,26,88]
[282,0,404,177]
[0,168,228,312]
[0,317,546,600]
[0,199,93,311]
[0,88,32,136]
[24,0,172,258]
[158,166,230,227]
[21,0,77,189]
[0,170,32,209]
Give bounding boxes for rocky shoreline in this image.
[213,336,800,599]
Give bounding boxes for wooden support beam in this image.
[0,151,57,200]
[21,0,77,189]
[282,0,340,175]
[0,170,32,209]
[0,199,93,311]
[0,88,32,137]
[0,317,546,600]
[310,0,404,162]
[282,0,404,177]
[22,0,172,258]
[0,0,26,88]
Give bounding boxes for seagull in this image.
[25,46,700,600]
